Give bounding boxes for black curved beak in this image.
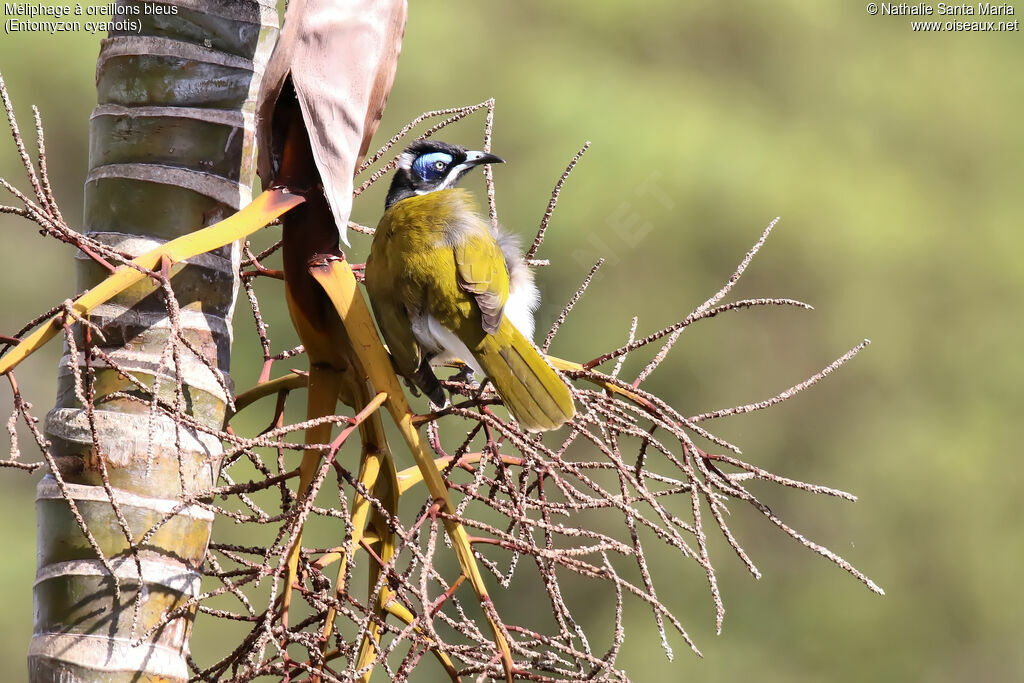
[464,150,505,167]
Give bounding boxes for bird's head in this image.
[385,140,504,209]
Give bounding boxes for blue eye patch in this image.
[412,152,453,182]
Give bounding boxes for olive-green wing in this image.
[372,295,445,403]
[373,295,422,378]
[454,234,510,334]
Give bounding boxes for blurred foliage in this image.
[1,1,1022,681]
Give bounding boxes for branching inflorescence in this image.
[0,81,880,682]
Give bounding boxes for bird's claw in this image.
[449,363,479,389]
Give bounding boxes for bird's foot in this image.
[449,363,480,390]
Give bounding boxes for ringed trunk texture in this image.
[30,2,278,680]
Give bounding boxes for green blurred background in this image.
[2,1,1022,680]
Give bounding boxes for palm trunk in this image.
[30,2,278,680]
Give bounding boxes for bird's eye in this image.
[412,152,454,183]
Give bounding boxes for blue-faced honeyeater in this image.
[364,140,575,431]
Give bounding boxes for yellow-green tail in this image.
[473,320,576,432]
